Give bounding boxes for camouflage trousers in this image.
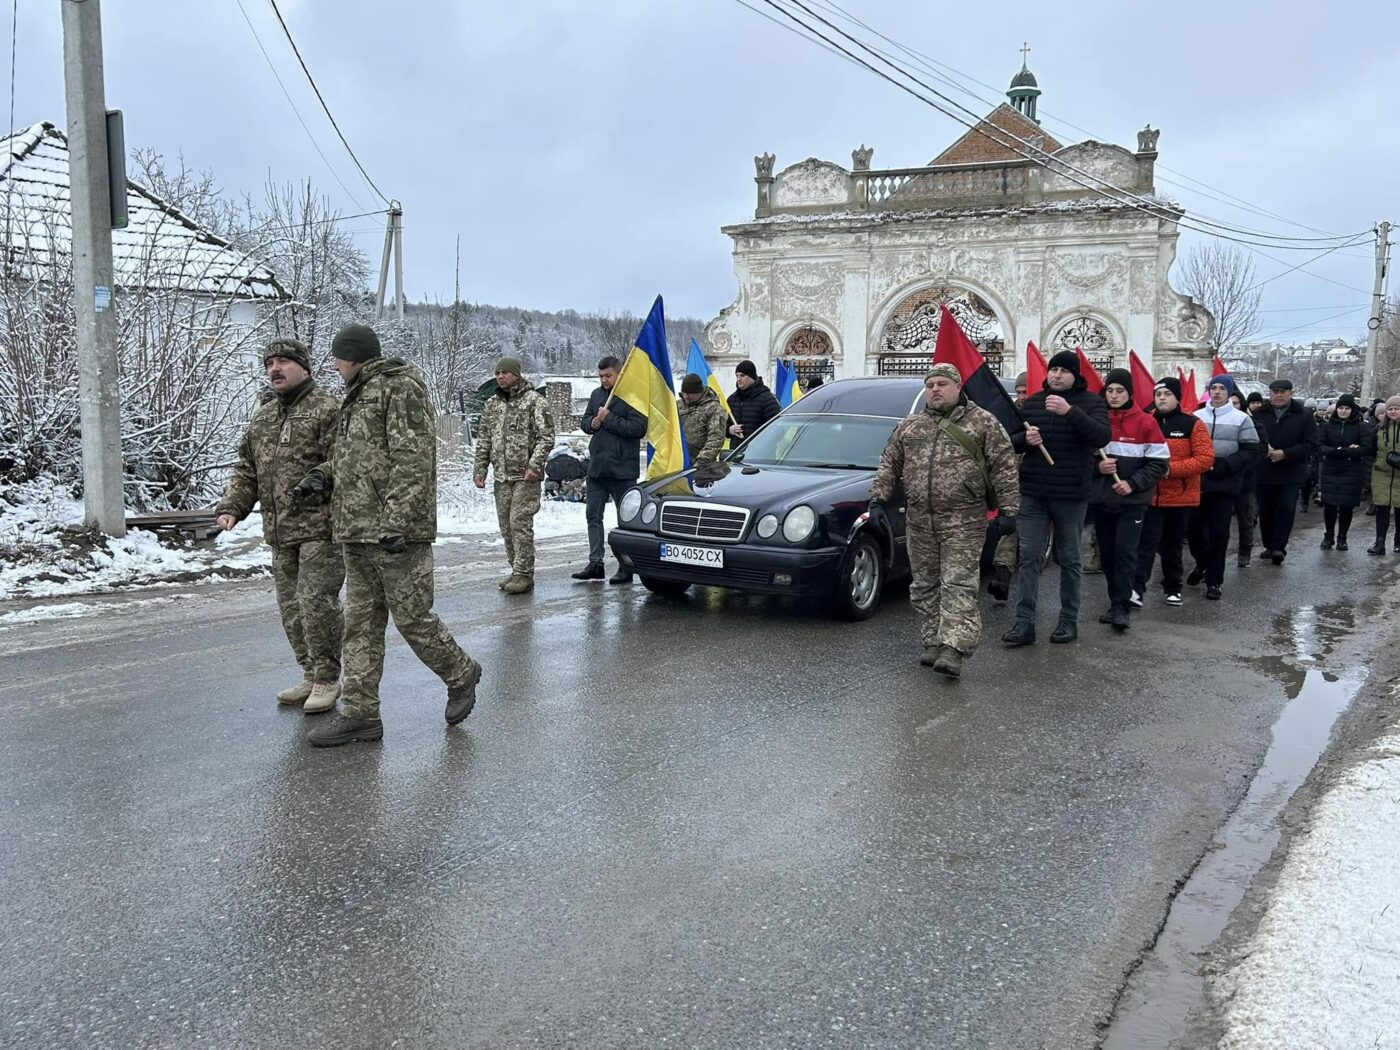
[906,524,985,656]
[270,540,345,684]
[493,479,542,576]
[340,542,474,720]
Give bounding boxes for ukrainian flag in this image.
[686,338,732,418]
[774,358,805,407]
[613,295,689,479]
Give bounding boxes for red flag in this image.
[932,306,1025,439]
[1178,367,1200,412]
[1026,341,1048,394]
[1075,348,1105,395]
[1211,355,1228,379]
[1128,349,1155,414]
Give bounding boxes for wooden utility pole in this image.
[374,202,405,320]
[1361,222,1392,403]
[62,0,125,536]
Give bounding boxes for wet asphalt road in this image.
[2,517,1397,1050]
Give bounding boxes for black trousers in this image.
[1322,504,1354,541]
[1187,492,1236,587]
[1134,506,1192,595]
[1233,488,1256,556]
[1257,482,1302,554]
[1091,506,1146,611]
[1377,507,1394,545]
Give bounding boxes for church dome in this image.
[1010,66,1038,89]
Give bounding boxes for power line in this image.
[232,0,370,213]
[264,0,391,207]
[1252,305,1371,343]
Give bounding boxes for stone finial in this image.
[1137,125,1160,154]
[851,145,874,172]
[755,153,776,179]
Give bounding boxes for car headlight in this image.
[619,488,642,522]
[782,505,816,543]
[641,501,657,524]
[756,513,779,539]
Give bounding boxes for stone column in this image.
[840,264,869,378]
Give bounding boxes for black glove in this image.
[378,532,408,555]
[290,469,327,508]
[993,510,1017,537]
[866,500,891,532]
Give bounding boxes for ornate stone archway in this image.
[781,325,837,387]
[875,285,1007,376]
[1047,311,1123,375]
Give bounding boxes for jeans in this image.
[1257,482,1302,554]
[1187,492,1236,587]
[586,475,636,564]
[1014,495,1087,625]
[1134,506,1192,595]
[1091,505,1146,612]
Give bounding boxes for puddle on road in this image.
[1101,604,1366,1049]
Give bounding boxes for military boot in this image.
[571,562,604,581]
[987,565,1012,601]
[303,681,339,714]
[277,679,314,706]
[919,646,940,666]
[445,659,483,726]
[502,574,534,595]
[307,713,383,747]
[932,646,963,679]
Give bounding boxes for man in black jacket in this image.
[1003,350,1112,646]
[1253,378,1319,565]
[727,360,781,441]
[572,356,647,584]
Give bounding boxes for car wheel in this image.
[640,576,691,597]
[832,533,883,620]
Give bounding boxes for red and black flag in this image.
[932,305,1026,440]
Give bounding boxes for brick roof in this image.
[0,122,285,299]
[929,104,1063,166]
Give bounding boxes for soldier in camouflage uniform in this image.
[473,357,555,594]
[677,373,728,465]
[216,338,343,713]
[294,324,481,747]
[869,364,1020,679]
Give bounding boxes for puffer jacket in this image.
[1013,376,1112,501]
[1318,414,1370,509]
[1150,407,1214,508]
[1091,400,1170,509]
[217,380,339,547]
[324,357,439,543]
[581,385,646,480]
[473,377,554,484]
[728,380,781,439]
[1367,420,1400,509]
[678,389,728,465]
[1193,401,1263,497]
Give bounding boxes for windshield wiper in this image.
[804,462,874,470]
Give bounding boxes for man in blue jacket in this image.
[572,356,647,584]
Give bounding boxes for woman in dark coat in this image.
[1317,394,1371,550]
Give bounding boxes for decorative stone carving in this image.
[772,159,851,208]
[785,326,834,357]
[773,260,843,314]
[1051,315,1116,351]
[1137,126,1160,153]
[755,153,775,178]
[851,145,874,172]
[1042,141,1140,195]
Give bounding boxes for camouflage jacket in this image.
[323,358,439,543]
[472,378,554,483]
[678,390,728,465]
[216,380,339,547]
[871,397,1021,530]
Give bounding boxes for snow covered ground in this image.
[1214,707,1400,1049]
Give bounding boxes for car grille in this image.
[658,500,750,543]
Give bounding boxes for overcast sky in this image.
[14,0,1398,340]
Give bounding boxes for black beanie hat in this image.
[735,360,759,380]
[1336,393,1359,413]
[1104,367,1133,395]
[263,337,312,373]
[1047,350,1080,375]
[681,373,704,395]
[1154,376,1182,402]
[331,323,382,363]
[1247,391,1264,405]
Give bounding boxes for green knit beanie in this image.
[331,324,382,363]
[681,373,704,394]
[494,357,523,378]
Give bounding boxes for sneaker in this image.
[276,678,314,706]
[1187,566,1206,586]
[1205,586,1222,601]
[1165,593,1184,606]
[307,713,383,748]
[1129,590,1144,609]
[932,645,963,679]
[445,659,483,726]
[571,562,605,581]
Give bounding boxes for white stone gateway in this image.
[704,63,1214,391]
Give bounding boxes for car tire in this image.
[639,576,691,597]
[831,533,884,621]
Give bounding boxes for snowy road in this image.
[1,518,1397,1049]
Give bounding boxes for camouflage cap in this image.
[264,337,312,373]
[926,363,962,385]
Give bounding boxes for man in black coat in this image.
[727,360,781,441]
[1252,378,1319,564]
[1003,350,1112,646]
[572,356,647,584]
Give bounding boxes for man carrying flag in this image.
[574,355,647,584]
[677,374,727,465]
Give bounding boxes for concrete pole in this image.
[373,208,393,318]
[1361,222,1391,403]
[61,0,125,536]
[392,206,404,321]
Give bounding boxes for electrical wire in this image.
[1243,237,1376,294]
[1252,305,1371,343]
[233,0,370,213]
[264,0,391,207]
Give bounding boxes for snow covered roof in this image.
[0,122,285,299]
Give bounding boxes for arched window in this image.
[877,287,1005,376]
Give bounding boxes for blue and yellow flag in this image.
[686,338,732,419]
[774,359,805,408]
[612,295,688,479]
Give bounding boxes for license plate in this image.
[658,542,725,568]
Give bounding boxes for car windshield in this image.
[729,413,900,469]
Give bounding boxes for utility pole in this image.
[1361,221,1392,404]
[374,202,405,320]
[62,0,125,536]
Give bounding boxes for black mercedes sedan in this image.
[607,376,926,619]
